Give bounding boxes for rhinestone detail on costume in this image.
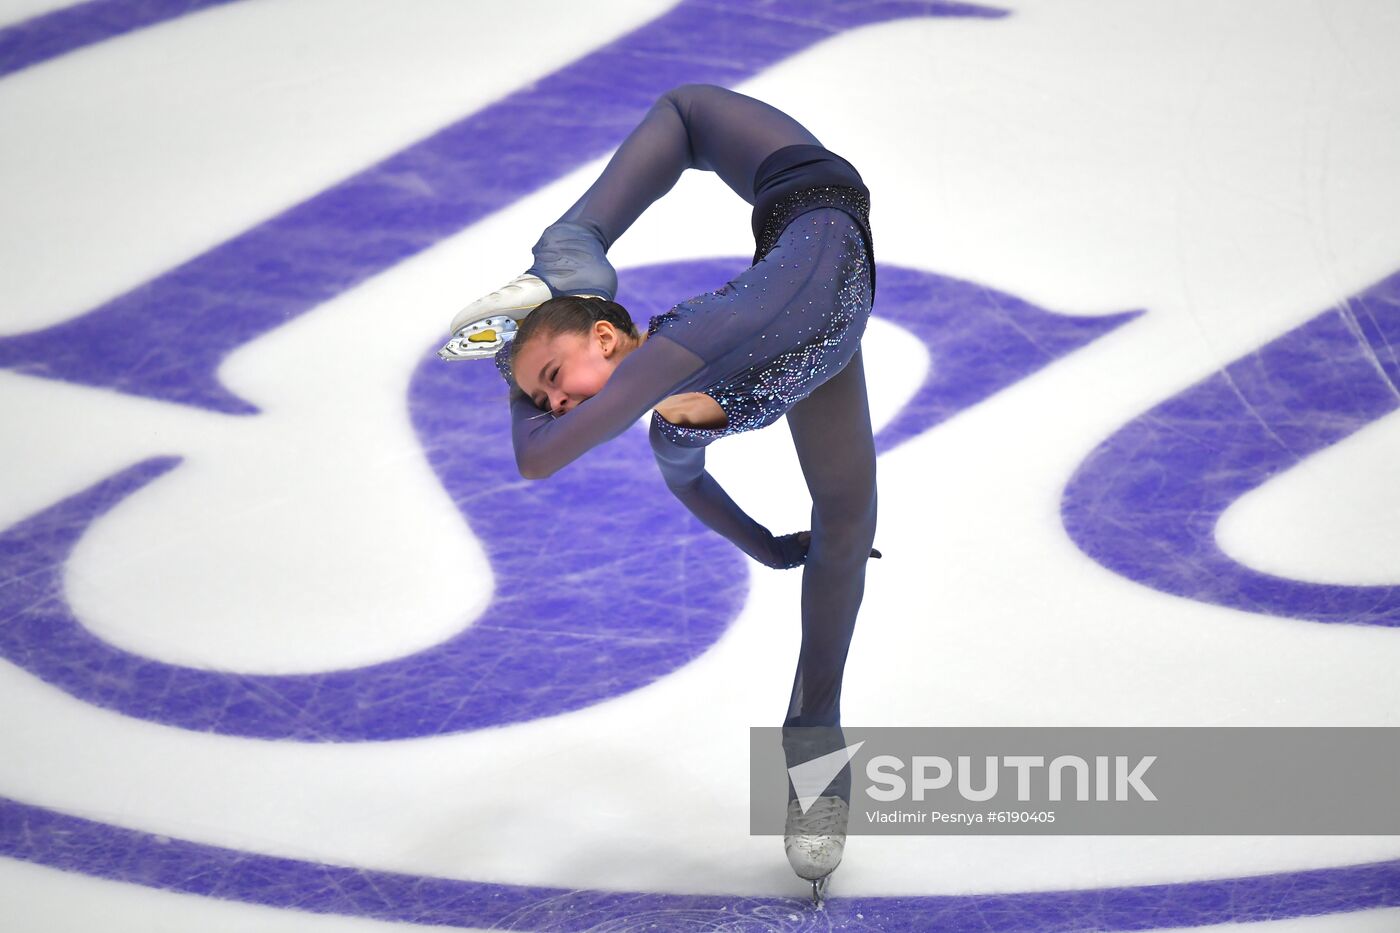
[649,206,873,447]
[754,184,875,296]
[493,342,514,385]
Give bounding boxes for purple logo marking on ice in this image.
[4,0,1395,929]
[1061,269,1400,627]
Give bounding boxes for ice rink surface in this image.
[1,0,1399,929]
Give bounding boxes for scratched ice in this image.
[1,1,1399,931]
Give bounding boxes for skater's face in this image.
[514,321,640,416]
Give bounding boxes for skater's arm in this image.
[648,423,804,569]
[510,334,705,480]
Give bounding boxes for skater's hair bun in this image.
[497,295,637,389]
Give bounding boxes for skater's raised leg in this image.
[527,82,823,299]
[445,84,824,353]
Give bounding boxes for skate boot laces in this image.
[787,795,849,837]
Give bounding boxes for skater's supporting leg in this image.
[528,83,823,298]
[780,346,875,888]
[781,347,878,801]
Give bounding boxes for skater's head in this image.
[506,295,645,415]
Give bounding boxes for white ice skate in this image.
[438,272,552,362]
[784,795,849,908]
[438,271,607,361]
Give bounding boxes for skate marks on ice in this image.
[1062,266,1400,627]
[860,264,1142,455]
[3,0,1399,929]
[4,794,1400,930]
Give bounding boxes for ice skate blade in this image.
[811,873,830,909]
[438,288,612,362]
[437,316,519,362]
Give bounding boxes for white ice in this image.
[1,0,1399,930]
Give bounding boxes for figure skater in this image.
[439,83,879,906]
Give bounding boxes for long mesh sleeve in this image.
[510,333,704,479]
[647,421,807,569]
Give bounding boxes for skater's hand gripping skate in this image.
[766,530,882,570]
